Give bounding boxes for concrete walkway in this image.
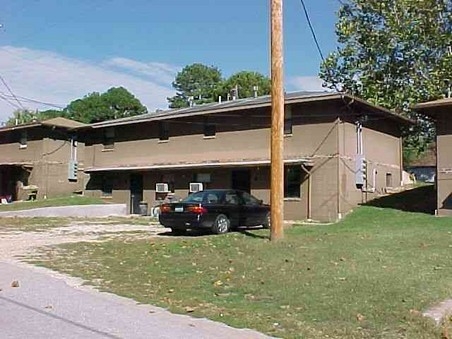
[0,261,270,339]
[0,204,128,218]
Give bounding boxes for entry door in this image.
[130,174,143,214]
[231,169,251,193]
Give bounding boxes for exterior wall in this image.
[339,118,403,216]
[436,112,452,216]
[84,103,341,221]
[83,101,405,222]
[0,127,85,200]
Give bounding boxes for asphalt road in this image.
[0,261,270,339]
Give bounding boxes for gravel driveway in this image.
[0,218,271,339]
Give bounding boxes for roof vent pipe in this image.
[253,85,259,98]
[218,96,222,103]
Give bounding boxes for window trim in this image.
[284,165,302,198]
[19,131,28,149]
[159,121,169,141]
[284,106,293,135]
[103,127,115,151]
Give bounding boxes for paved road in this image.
[0,261,270,339]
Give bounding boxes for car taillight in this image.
[160,204,171,213]
[187,205,207,214]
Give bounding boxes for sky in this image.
[0,0,340,123]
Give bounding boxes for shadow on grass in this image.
[364,185,436,214]
[158,226,269,239]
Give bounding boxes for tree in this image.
[167,63,223,108]
[220,71,271,100]
[5,109,39,126]
[320,0,452,159]
[4,87,147,125]
[65,87,147,123]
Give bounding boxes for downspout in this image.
[301,164,312,220]
[337,117,342,220]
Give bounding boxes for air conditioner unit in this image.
[155,183,169,193]
[189,182,203,193]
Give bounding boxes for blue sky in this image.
[0,0,340,122]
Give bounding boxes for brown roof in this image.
[86,91,413,130]
[41,117,87,129]
[414,98,452,117]
[0,117,86,133]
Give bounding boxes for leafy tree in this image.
[320,0,452,159]
[167,63,223,108]
[4,87,147,125]
[5,109,39,126]
[65,87,147,123]
[220,71,271,100]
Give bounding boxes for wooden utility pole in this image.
[270,0,284,241]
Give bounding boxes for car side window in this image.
[206,193,219,204]
[240,192,260,206]
[225,192,239,205]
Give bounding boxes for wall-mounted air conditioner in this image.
[189,182,203,193]
[155,183,169,193]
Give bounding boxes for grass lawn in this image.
[28,204,452,337]
[0,196,105,212]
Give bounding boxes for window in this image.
[101,175,113,197]
[19,131,27,149]
[225,192,239,205]
[284,165,301,198]
[103,128,115,150]
[159,121,169,141]
[284,106,292,135]
[386,173,393,187]
[239,191,261,206]
[203,116,216,137]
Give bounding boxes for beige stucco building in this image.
[0,118,86,201]
[415,98,452,217]
[78,92,410,222]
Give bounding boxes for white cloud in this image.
[287,75,330,92]
[0,46,178,124]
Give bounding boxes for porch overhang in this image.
[84,157,314,173]
[0,162,34,168]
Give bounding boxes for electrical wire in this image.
[299,0,326,63]
[0,74,26,110]
[0,91,65,109]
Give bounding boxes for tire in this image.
[171,228,186,236]
[211,214,230,234]
[262,212,271,229]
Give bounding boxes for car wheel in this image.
[262,212,271,229]
[171,228,186,236]
[212,214,230,234]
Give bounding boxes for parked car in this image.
[158,189,270,235]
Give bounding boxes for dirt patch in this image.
[0,219,168,261]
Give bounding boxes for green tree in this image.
[167,63,223,108]
[320,0,452,159]
[5,109,39,126]
[220,71,271,100]
[65,87,147,123]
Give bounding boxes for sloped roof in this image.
[87,91,412,129]
[41,117,87,129]
[415,98,452,117]
[0,117,86,133]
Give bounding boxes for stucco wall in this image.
[436,113,452,215]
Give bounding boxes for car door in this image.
[223,191,241,227]
[238,191,262,226]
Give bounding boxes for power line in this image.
[0,93,21,110]
[0,74,26,110]
[299,0,326,62]
[298,0,344,94]
[0,91,65,109]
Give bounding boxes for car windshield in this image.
[182,191,224,204]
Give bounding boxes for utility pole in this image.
[270,0,284,241]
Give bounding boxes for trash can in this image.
[138,201,148,216]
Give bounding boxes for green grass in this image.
[0,196,106,212]
[27,204,452,338]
